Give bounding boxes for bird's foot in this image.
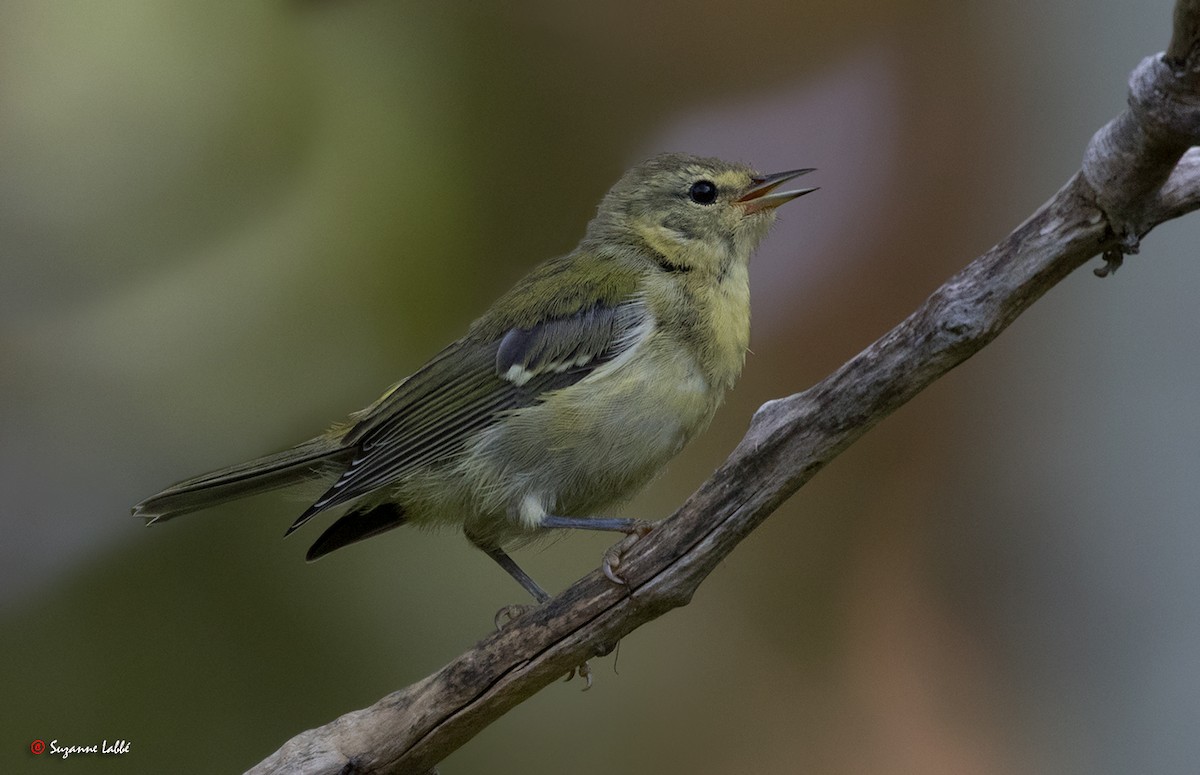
[564,660,593,691]
[602,519,654,586]
[493,603,538,630]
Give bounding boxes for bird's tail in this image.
[132,436,355,524]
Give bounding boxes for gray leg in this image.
[539,515,650,534]
[539,515,654,586]
[478,543,551,604]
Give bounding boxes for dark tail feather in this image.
[306,504,407,561]
[132,436,355,524]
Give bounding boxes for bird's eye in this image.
[688,180,718,205]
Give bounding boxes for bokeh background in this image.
[3,1,1199,773]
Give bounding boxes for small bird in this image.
[133,153,815,603]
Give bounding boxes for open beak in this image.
[737,168,817,214]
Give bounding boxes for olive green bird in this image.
[133,153,816,602]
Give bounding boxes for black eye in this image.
[688,179,718,205]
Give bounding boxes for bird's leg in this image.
[481,544,552,604]
[473,538,595,688]
[467,537,551,627]
[473,520,649,690]
[538,515,654,586]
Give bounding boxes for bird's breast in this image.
[680,259,752,391]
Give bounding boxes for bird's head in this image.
[586,152,816,275]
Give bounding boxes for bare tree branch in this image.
[1083,0,1200,274]
[249,3,1200,773]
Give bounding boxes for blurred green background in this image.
[4,1,1199,773]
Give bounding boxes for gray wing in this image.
[288,299,650,529]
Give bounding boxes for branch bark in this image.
[249,3,1200,772]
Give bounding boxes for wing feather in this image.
[292,297,650,525]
